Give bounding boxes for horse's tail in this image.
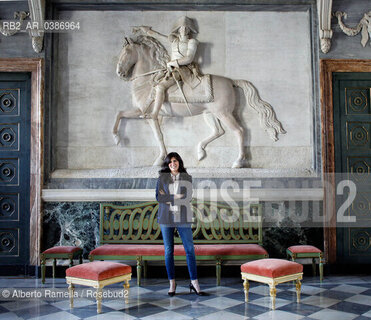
[233,79,286,141]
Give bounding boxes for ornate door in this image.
[333,73,371,263]
[0,73,31,266]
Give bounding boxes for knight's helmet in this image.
[171,16,198,34]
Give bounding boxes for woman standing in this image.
[156,152,205,296]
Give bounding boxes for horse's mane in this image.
[136,35,170,68]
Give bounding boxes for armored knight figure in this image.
[134,16,201,119]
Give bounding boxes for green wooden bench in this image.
[89,201,268,286]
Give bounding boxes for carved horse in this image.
[113,36,286,168]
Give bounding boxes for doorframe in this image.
[0,58,44,266]
[320,59,371,264]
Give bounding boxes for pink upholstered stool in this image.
[41,246,83,284]
[241,258,303,310]
[287,245,323,282]
[66,261,131,314]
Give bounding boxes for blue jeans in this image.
[160,225,197,280]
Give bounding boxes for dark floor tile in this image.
[278,302,322,316]
[329,301,371,315]
[223,291,262,301]
[69,304,114,318]
[224,302,269,318]
[172,303,219,318]
[13,303,63,320]
[0,305,8,314]
[174,292,213,302]
[361,289,371,296]
[276,290,311,301]
[353,316,371,320]
[318,290,355,300]
[120,302,167,318]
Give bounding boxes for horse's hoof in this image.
[197,148,206,161]
[232,159,247,168]
[113,134,120,145]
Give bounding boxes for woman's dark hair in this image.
[159,152,188,176]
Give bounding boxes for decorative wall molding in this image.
[334,11,371,47]
[0,11,29,36]
[0,0,45,52]
[42,188,324,202]
[28,0,45,53]
[317,0,333,53]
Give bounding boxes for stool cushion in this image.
[287,245,322,254]
[241,258,303,278]
[66,261,131,281]
[43,246,82,254]
[90,244,268,257]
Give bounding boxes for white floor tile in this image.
[50,298,95,310]
[331,284,368,294]
[197,310,246,320]
[28,311,81,320]
[248,296,291,309]
[362,310,371,318]
[0,312,22,320]
[309,308,358,320]
[301,295,340,308]
[149,297,190,310]
[249,286,282,296]
[254,310,304,320]
[288,285,326,295]
[345,294,371,306]
[199,297,243,310]
[141,310,193,320]
[84,311,137,320]
[100,297,144,310]
[1,299,48,312]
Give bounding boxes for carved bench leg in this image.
[295,278,302,303]
[243,279,249,302]
[41,255,46,284]
[96,286,103,314]
[52,259,56,279]
[269,284,277,310]
[216,257,221,286]
[69,253,74,268]
[136,256,142,286]
[68,283,75,309]
[124,279,130,304]
[319,253,324,282]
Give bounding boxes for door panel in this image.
[333,73,371,263]
[0,73,31,265]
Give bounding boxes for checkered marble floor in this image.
[1,275,371,319]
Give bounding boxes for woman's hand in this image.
[159,189,165,195]
[174,194,183,199]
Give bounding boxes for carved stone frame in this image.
[320,59,371,264]
[0,58,44,265]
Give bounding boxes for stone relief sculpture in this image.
[113,16,286,168]
[335,11,371,47]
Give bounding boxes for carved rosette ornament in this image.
[334,11,371,47]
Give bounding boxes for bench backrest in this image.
[100,201,263,245]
